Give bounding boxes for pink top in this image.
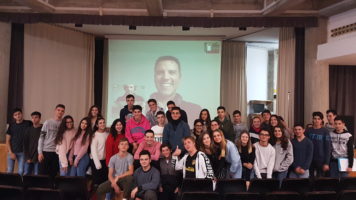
[69,131,90,166]
[134,140,161,161]
[56,129,76,168]
[125,115,150,144]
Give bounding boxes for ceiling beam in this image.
[13,0,55,13]
[319,0,356,16]
[262,0,307,16]
[144,0,163,16]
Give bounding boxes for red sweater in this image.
[105,133,125,166]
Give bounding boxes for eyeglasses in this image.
[195,124,203,127]
[260,134,270,137]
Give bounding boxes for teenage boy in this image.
[131,150,160,200]
[151,111,166,143]
[261,110,272,130]
[159,144,179,200]
[165,101,188,123]
[120,94,135,122]
[325,109,337,132]
[23,111,42,175]
[254,129,276,179]
[232,110,248,142]
[214,106,234,141]
[146,99,164,127]
[289,124,313,178]
[38,104,65,177]
[96,138,134,200]
[6,108,32,175]
[163,107,190,158]
[329,116,354,178]
[125,105,150,153]
[306,111,331,177]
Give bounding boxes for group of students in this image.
[5,94,354,200]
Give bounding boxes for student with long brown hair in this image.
[236,130,255,183]
[55,115,76,176]
[69,117,92,176]
[87,105,102,130]
[199,109,211,132]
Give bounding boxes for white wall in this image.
[246,46,268,102]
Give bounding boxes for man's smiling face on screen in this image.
[154,59,181,96]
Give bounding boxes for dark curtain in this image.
[94,38,104,109]
[7,23,24,123]
[294,28,305,125]
[0,13,318,27]
[329,65,356,142]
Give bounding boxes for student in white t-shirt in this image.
[151,111,166,143]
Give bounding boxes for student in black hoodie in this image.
[120,94,135,122]
[329,116,354,178]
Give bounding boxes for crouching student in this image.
[131,150,160,200]
[96,138,134,200]
[159,144,179,200]
[329,117,354,178]
[175,136,214,179]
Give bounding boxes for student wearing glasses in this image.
[254,129,276,179]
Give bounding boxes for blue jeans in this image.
[24,162,39,175]
[289,170,310,178]
[70,154,89,177]
[7,152,25,175]
[59,153,71,176]
[330,159,348,178]
[273,171,288,187]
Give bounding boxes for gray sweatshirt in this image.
[134,166,160,192]
[38,119,61,153]
[273,140,294,172]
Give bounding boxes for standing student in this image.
[151,111,166,143]
[6,108,32,175]
[213,129,242,178]
[175,136,215,179]
[249,116,262,144]
[269,115,291,139]
[120,94,135,122]
[254,129,276,179]
[191,119,205,141]
[91,117,109,185]
[105,118,126,166]
[166,101,188,124]
[87,105,102,130]
[306,111,331,177]
[232,110,248,142]
[131,150,160,200]
[236,131,255,184]
[329,117,354,178]
[200,132,227,179]
[125,105,150,153]
[38,104,65,177]
[199,109,211,132]
[23,111,42,175]
[134,130,161,169]
[261,110,272,130]
[159,144,179,200]
[163,107,190,157]
[214,106,235,141]
[290,124,313,178]
[96,138,134,200]
[146,99,164,127]
[325,109,337,132]
[270,126,293,184]
[55,115,76,176]
[69,117,92,177]
[210,119,221,132]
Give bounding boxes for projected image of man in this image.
[150,56,201,126]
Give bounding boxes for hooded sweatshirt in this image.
[162,119,190,152]
[329,129,354,168]
[125,115,150,144]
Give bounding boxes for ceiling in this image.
[0,0,354,17]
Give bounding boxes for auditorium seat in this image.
[26,187,63,200]
[217,178,247,194]
[55,176,89,200]
[181,178,214,193]
[0,172,23,186]
[181,191,219,200]
[248,179,280,194]
[265,191,301,200]
[304,191,337,200]
[340,177,356,191]
[338,190,356,200]
[0,185,24,200]
[312,177,339,191]
[281,178,311,194]
[23,175,54,189]
[223,192,260,200]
